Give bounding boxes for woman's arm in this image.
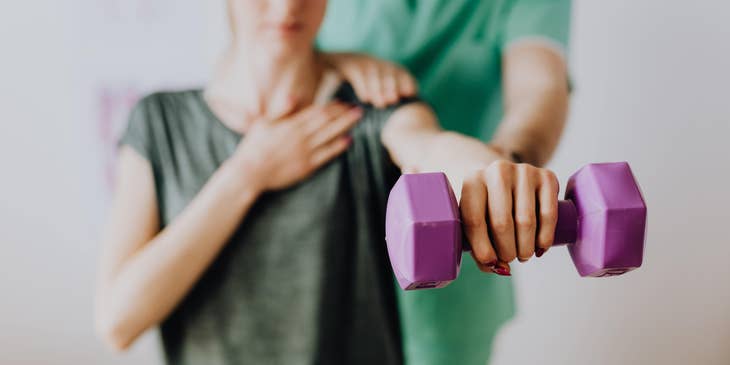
[95,101,361,351]
[381,43,568,273]
[94,147,261,352]
[382,102,560,274]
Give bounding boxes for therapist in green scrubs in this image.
[317,1,572,364]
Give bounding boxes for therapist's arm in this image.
[490,42,569,167]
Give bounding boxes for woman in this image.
[94,1,560,364]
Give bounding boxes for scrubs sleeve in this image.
[500,0,572,58]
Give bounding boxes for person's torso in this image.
[134,86,404,365]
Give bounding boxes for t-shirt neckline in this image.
[195,70,344,139]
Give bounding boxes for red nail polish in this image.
[536,248,546,258]
[483,260,497,268]
[493,267,511,276]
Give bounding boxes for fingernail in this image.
[493,266,511,276]
[536,248,546,258]
[483,260,497,268]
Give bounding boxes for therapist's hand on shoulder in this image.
[231,100,363,192]
[322,52,418,107]
[460,156,560,276]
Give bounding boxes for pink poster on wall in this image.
[97,86,142,191]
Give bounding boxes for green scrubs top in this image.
[317,1,571,364]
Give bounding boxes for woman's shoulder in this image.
[133,89,204,115]
[127,88,212,138]
[121,88,211,157]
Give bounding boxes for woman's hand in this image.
[232,101,363,192]
[460,159,560,276]
[322,52,418,107]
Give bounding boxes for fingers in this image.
[346,60,416,107]
[367,63,387,108]
[514,164,537,262]
[328,52,417,106]
[309,135,353,168]
[536,170,560,256]
[382,66,399,105]
[396,67,418,97]
[296,102,350,129]
[460,173,497,272]
[458,160,561,276]
[345,66,372,105]
[376,64,417,106]
[485,161,516,266]
[307,106,362,148]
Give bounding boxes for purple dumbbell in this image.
[385,162,647,290]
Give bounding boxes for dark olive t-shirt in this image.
[119,84,410,365]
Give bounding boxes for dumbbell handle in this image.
[462,199,579,251]
[554,200,578,245]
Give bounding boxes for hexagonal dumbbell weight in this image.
[385,162,647,290]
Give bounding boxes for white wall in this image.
[0,1,727,364]
[492,1,730,365]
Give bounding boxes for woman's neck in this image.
[205,44,324,132]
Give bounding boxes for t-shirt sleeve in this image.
[499,0,572,56]
[347,97,422,213]
[118,94,157,162]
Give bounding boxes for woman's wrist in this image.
[217,158,265,204]
[486,143,523,163]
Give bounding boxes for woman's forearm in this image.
[97,160,261,350]
[383,104,507,197]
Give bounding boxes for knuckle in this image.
[463,215,487,230]
[490,218,512,235]
[465,170,483,183]
[461,174,484,193]
[541,169,559,188]
[514,214,536,229]
[540,209,558,224]
[487,159,513,177]
[516,162,531,173]
[461,203,485,221]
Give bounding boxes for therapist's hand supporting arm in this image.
[382,103,560,275]
[491,42,570,167]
